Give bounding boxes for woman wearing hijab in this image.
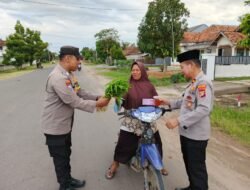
[105,61,168,179]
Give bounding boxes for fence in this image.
[144,57,172,66]
[201,59,207,75]
[215,56,250,65]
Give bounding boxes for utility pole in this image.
[48,50,50,62]
[171,11,175,62]
[95,50,98,61]
[47,43,51,62]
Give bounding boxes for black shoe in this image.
[59,185,76,190]
[70,177,86,188]
[175,187,191,190]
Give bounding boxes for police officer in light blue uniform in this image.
[162,50,214,190]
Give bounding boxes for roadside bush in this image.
[149,77,171,86]
[91,58,103,64]
[160,65,164,72]
[116,60,132,68]
[160,65,170,72]
[170,73,186,83]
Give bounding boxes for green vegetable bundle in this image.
[104,79,130,104]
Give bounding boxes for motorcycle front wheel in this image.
[144,165,165,190]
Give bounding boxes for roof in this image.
[187,24,208,32]
[222,32,245,44]
[182,25,244,45]
[0,39,5,47]
[125,53,149,60]
[123,46,140,56]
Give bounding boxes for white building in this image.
[180,25,250,56]
[0,39,6,63]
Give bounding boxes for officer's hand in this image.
[165,118,179,129]
[96,97,111,108]
[153,96,170,106]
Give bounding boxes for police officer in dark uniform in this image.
[161,50,214,190]
[41,46,110,190]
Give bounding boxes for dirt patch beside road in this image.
[215,93,250,107]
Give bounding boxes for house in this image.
[0,39,6,63]
[180,25,249,56]
[123,46,149,61]
[187,24,208,32]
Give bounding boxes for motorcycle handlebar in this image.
[117,111,126,116]
[117,107,171,116]
[161,108,172,115]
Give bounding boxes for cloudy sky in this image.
[0,0,249,52]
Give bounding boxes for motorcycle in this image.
[117,101,171,190]
[77,64,82,71]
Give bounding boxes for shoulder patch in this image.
[198,84,206,98]
[198,84,206,90]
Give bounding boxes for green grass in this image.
[211,104,250,145]
[215,76,250,81]
[149,77,171,86]
[0,62,53,80]
[83,61,97,66]
[97,67,171,86]
[97,67,130,81]
[0,66,35,80]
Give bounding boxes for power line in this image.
[19,0,145,11]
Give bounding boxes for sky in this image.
[0,0,249,52]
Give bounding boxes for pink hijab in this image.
[122,61,158,109]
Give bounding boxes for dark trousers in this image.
[180,136,208,190]
[45,133,72,188]
[114,130,163,164]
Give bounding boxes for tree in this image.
[25,28,48,67]
[94,28,124,63]
[3,21,27,68]
[81,47,95,60]
[3,20,48,68]
[110,44,125,60]
[245,0,250,5]
[137,0,189,59]
[40,49,55,63]
[238,0,250,47]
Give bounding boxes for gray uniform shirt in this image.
[170,71,214,140]
[41,64,99,135]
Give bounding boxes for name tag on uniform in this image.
[189,84,196,94]
[65,79,74,91]
[186,95,193,109]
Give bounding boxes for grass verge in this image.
[215,76,250,81]
[211,104,250,145]
[0,66,35,80]
[0,62,53,80]
[97,67,130,81]
[96,67,171,86]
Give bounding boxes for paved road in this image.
[0,67,153,190]
[0,65,249,190]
